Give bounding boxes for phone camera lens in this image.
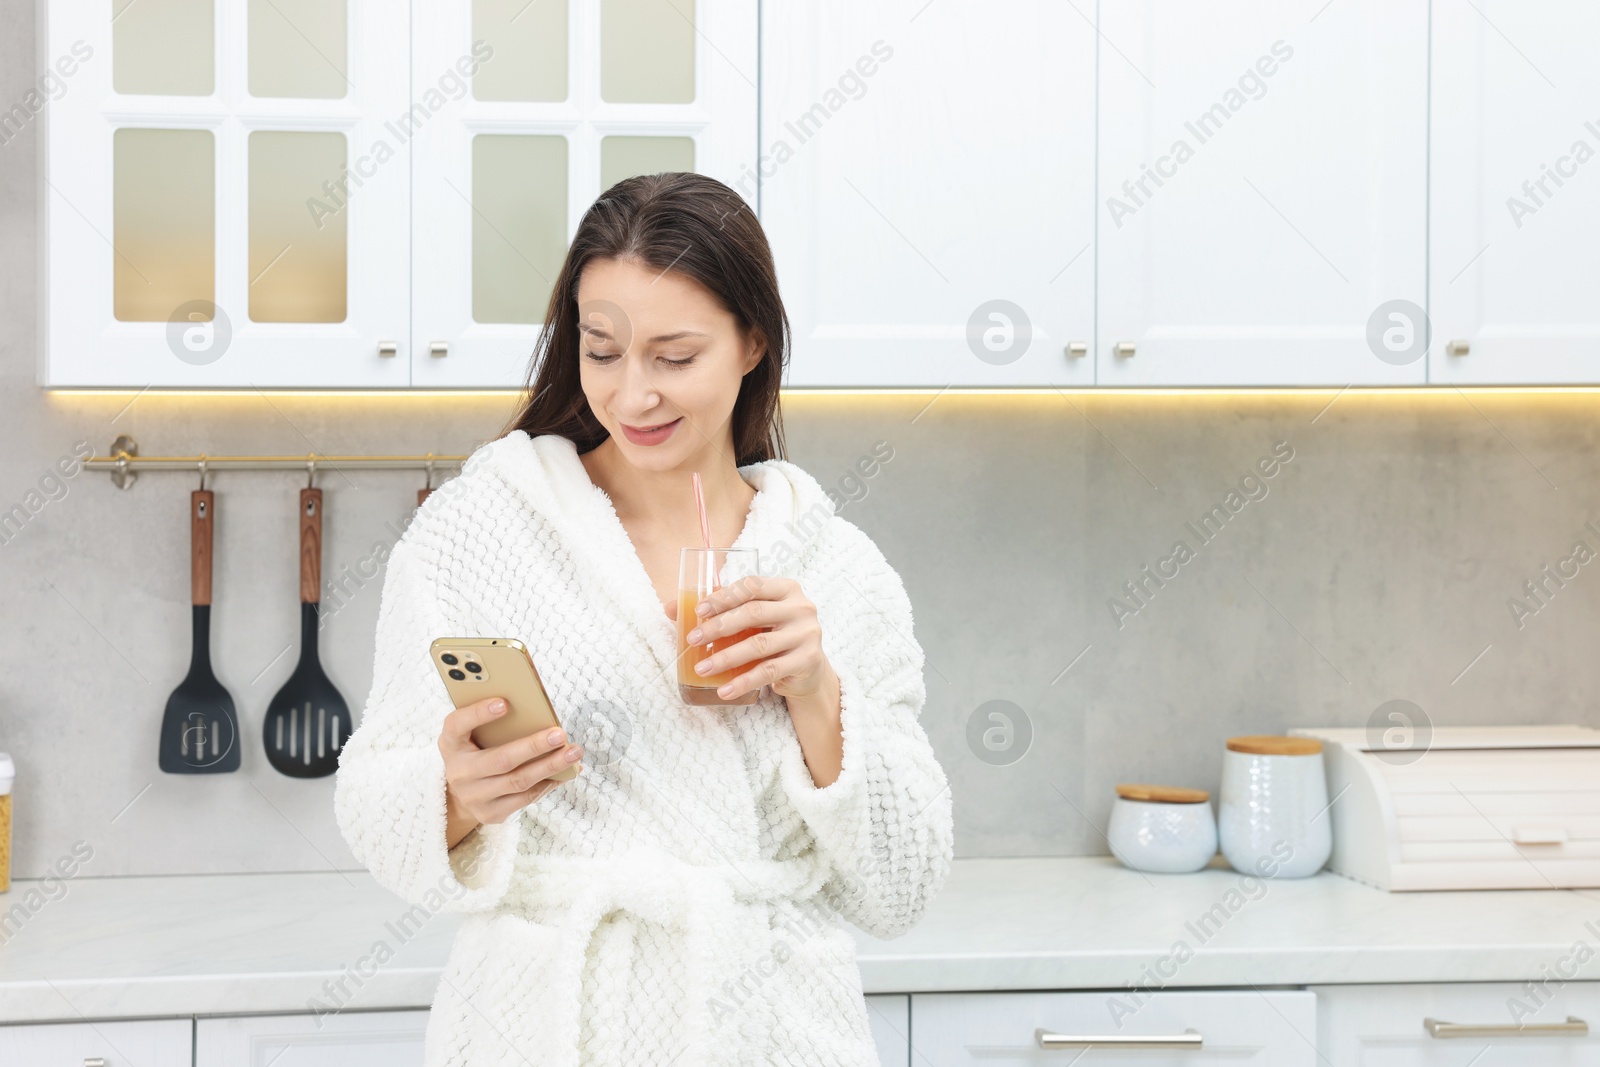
[464,662,483,675]
[441,653,459,666]
[448,668,466,681]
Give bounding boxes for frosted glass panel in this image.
[248,131,347,323]
[601,0,694,103]
[473,0,567,101]
[112,0,214,96]
[472,135,567,324]
[601,136,695,190]
[249,0,349,98]
[113,128,214,321]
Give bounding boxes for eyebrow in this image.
[580,325,709,344]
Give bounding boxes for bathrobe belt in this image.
[500,846,836,1065]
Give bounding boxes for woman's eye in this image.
[663,355,697,367]
[584,351,620,364]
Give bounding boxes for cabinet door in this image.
[411,0,757,388]
[0,1017,192,1065]
[761,1,1095,389]
[911,990,1317,1066]
[1431,1,1600,384]
[1313,981,1600,1063]
[43,0,411,387]
[1097,0,1427,386]
[195,1010,430,1066]
[866,993,909,1067]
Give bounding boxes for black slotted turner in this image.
[159,488,240,773]
[264,487,351,778]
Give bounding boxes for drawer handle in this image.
[1511,824,1568,844]
[1035,1026,1202,1049]
[1114,341,1137,358]
[84,1059,108,1066]
[1425,1014,1587,1038]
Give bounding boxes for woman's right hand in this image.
[440,697,584,844]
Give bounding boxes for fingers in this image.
[476,721,571,778]
[687,595,791,645]
[480,742,585,804]
[720,651,804,701]
[693,575,783,621]
[692,624,799,679]
[480,773,574,824]
[440,696,512,752]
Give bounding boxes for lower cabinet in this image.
[0,1017,193,1065]
[866,994,910,1067]
[1312,982,1600,1064]
[194,1010,430,1066]
[909,990,1318,1065]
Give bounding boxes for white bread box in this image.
[1287,724,1600,890]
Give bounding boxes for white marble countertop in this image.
[2,855,1596,1024]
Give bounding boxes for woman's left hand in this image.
[685,575,833,703]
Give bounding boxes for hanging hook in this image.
[306,455,317,489]
[197,455,208,492]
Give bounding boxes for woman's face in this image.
[575,255,764,471]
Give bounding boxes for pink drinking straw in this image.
[691,471,719,592]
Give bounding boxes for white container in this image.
[1107,783,1218,874]
[1289,724,1600,890]
[1218,736,1331,879]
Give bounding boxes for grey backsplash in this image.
[5,382,1600,879]
[5,0,1600,882]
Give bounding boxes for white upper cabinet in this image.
[410,0,758,388]
[1430,0,1600,385]
[44,0,411,387]
[1096,0,1429,386]
[761,0,1096,388]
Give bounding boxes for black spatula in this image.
[264,487,351,778]
[159,489,240,773]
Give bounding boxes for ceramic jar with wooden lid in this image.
[1107,782,1218,873]
[1218,735,1332,879]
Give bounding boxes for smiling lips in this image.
[620,417,683,446]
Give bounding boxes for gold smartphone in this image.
[429,637,577,782]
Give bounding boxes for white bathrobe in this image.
[333,430,955,1067]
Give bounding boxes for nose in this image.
[614,351,663,418]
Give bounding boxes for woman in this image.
[333,172,954,1067]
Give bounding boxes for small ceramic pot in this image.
[1107,784,1218,874]
[1217,735,1332,879]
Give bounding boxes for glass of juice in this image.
[678,547,764,705]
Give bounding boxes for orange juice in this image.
[677,588,762,705]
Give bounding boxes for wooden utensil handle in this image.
[299,488,322,604]
[192,490,214,607]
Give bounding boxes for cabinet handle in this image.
[84,1059,108,1066]
[1065,341,1088,358]
[1446,339,1470,356]
[430,341,449,358]
[1035,1026,1202,1049]
[377,340,398,358]
[1114,341,1136,358]
[1425,1014,1586,1038]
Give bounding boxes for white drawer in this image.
[910,990,1316,1065]
[196,1010,430,1067]
[0,1017,192,1065]
[1313,981,1600,1064]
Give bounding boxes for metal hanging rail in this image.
[84,435,471,489]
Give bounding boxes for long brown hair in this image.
[500,172,790,466]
